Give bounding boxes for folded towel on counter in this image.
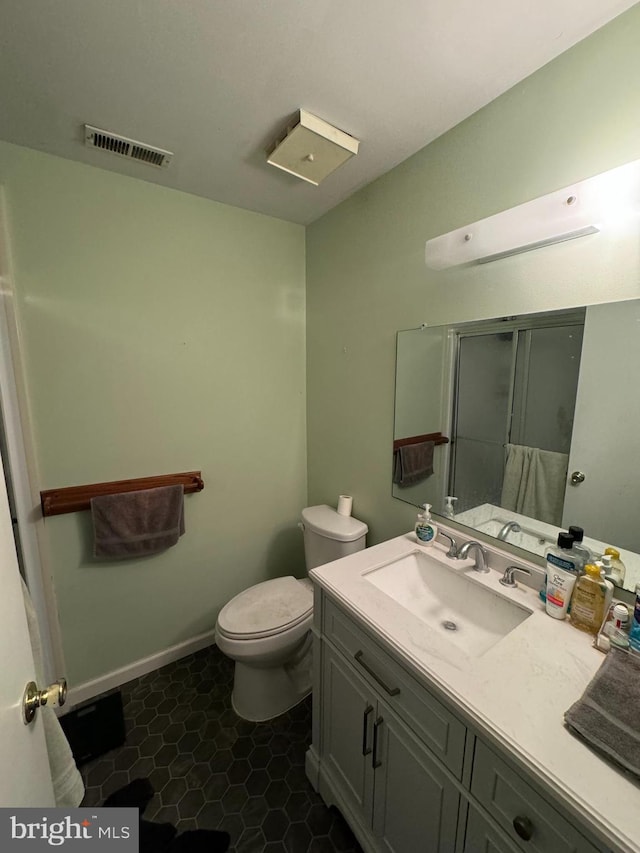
[393,441,434,487]
[564,648,640,780]
[91,485,185,559]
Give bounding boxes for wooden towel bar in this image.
[392,432,449,452]
[40,471,205,517]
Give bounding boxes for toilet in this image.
[215,504,367,721]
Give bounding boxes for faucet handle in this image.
[437,531,458,558]
[500,565,532,588]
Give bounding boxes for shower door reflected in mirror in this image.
[450,318,584,524]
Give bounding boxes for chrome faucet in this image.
[497,521,521,541]
[497,521,522,542]
[457,541,489,573]
[437,531,459,558]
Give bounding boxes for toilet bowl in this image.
[215,505,368,721]
[215,576,314,721]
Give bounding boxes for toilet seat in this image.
[217,576,313,640]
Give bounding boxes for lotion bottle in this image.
[415,503,438,545]
[545,564,577,620]
[544,532,580,618]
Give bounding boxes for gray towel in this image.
[91,484,185,559]
[393,441,434,487]
[501,443,568,526]
[564,648,640,780]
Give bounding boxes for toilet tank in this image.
[301,505,368,570]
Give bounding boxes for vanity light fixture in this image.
[267,110,360,186]
[424,158,640,269]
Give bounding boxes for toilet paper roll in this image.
[337,495,353,517]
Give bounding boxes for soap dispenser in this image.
[443,496,458,519]
[415,503,438,545]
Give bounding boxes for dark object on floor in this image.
[104,778,230,853]
[169,829,230,852]
[140,819,177,851]
[60,690,125,765]
[104,777,155,812]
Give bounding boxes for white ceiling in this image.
[0,1,636,225]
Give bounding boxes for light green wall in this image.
[3,5,640,687]
[0,141,306,684]
[306,5,640,545]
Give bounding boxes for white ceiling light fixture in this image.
[424,159,640,270]
[267,110,360,186]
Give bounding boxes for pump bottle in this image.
[415,503,438,545]
[603,547,626,587]
[443,496,457,519]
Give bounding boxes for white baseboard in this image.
[61,628,218,713]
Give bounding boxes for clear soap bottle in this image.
[415,503,438,546]
[570,563,608,635]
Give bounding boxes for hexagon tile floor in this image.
[79,645,362,853]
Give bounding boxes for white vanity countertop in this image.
[310,532,640,853]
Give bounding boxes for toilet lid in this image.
[217,576,313,639]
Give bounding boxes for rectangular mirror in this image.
[393,299,640,592]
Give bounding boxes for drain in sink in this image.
[441,620,458,631]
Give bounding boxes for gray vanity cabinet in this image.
[321,643,375,824]
[321,642,459,852]
[463,805,520,853]
[310,591,612,853]
[370,695,460,852]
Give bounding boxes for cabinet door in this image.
[321,644,376,825]
[464,804,520,853]
[371,700,460,853]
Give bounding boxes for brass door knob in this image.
[23,678,67,725]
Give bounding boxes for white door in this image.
[0,448,54,806]
[562,301,640,552]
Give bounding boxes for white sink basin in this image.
[363,550,531,659]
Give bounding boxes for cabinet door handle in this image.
[512,815,534,841]
[372,716,384,768]
[362,704,373,755]
[354,650,400,696]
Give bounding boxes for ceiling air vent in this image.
[84,125,173,168]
